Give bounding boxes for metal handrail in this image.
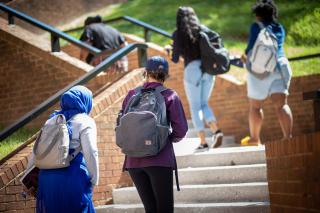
[64,16,172,42]
[288,53,320,62]
[63,15,320,62]
[0,3,101,53]
[0,43,148,142]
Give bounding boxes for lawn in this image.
[0,127,37,160]
[67,0,320,77]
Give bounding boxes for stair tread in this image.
[97,201,270,209]
[179,163,266,171]
[114,182,268,192]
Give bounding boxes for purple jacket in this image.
[121,82,188,169]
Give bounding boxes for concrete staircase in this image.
[96,123,270,213]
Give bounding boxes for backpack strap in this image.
[174,158,180,191]
[256,21,265,30]
[154,86,168,125]
[67,142,81,162]
[134,86,143,94]
[123,86,143,114]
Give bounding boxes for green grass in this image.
[0,127,37,160]
[66,0,320,77]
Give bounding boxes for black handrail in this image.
[63,15,320,62]
[64,16,172,42]
[288,53,320,62]
[0,3,101,53]
[0,43,148,142]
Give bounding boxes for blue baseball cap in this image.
[145,56,169,74]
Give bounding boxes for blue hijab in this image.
[50,85,93,138]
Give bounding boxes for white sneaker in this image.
[211,131,223,148]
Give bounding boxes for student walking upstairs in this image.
[116,56,188,213]
[171,7,224,151]
[26,86,99,213]
[241,0,293,145]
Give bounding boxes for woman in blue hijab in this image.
[36,85,99,213]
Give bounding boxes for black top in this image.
[80,23,125,63]
[171,30,201,67]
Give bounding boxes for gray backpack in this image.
[33,114,80,169]
[115,86,170,157]
[248,22,278,78]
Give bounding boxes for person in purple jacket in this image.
[120,56,188,213]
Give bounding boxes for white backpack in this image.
[33,114,80,169]
[249,22,278,75]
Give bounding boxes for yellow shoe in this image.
[241,136,260,146]
[241,136,250,146]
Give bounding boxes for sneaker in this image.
[241,136,261,146]
[211,130,223,148]
[196,143,209,151]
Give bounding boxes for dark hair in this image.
[84,15,102,26]
[145,71,169,82]
[252,0,278,22]
[176,6,201,58]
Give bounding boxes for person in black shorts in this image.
[80,15,128,72]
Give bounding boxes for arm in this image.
[166,91,188,142]
[242,23,260,63]
[171,31,180,63]
[80,121,99,186]
[80,27,93,62]
[80,41,90,62]
[245,23,260,55]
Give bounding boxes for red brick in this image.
[6,201,26,210]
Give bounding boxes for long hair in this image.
[176,6,201,58]
[252,0,278,22]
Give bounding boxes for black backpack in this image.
[199,26,230,75]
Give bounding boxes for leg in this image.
[184,80,205,145]
[200,74,218,132]
[128,168,157,213]
[271,93,293,139]
[200,74,223,148]
[198,131,206,146]
[145,167,174,213]
[249,98,264,144]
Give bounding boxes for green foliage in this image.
[0,127,37,159]
[66,0,320,77]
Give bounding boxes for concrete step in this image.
[96,202,270,213]
[113,182,269,204]
[177,164,267,185]
[177,146,266,168]
[173,136,236,156]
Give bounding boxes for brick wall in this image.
[1,0,127,34]
[265,132,320,212]
[0,18,123,129]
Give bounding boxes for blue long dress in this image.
[36,153,95,213]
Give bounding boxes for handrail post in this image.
[144,28,151,42]
[138,46,147,68]
[51,33,60,52]
[8,13,14,25]
[303,89,320,131]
